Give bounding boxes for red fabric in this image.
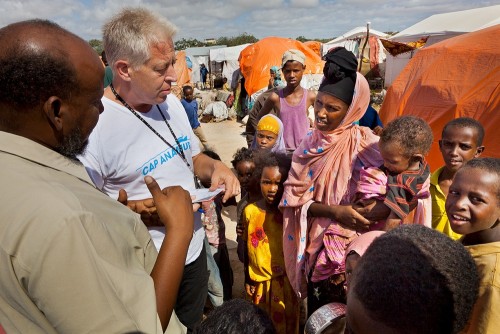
[380,25,500,171]
[174,50,191,87]
[369,36,380,77]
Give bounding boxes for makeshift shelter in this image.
[239,37,324,99]
[185,45,225,86]
[322,26,388,79]
[304,41,322,57]
[384,5,500,86]
[379,25,500,171]
[173,50,191,87]
[209,44,251,87]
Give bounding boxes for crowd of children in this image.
[178,47,498,334]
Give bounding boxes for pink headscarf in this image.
[344,230,386,260]
[280,73,383,297]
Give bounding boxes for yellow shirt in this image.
[430,167,462,240]
[462,242,500,334]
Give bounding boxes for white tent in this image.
[209,44,251,86]
[385,5,500,86]
[322,26,388,81]
[185,45,225,85]
[322,26,388,57]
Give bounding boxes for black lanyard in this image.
[109,83,192,171]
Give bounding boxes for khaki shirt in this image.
[0,132,184,333]
[462,242,500,334]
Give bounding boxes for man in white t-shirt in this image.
[79,8,240,332]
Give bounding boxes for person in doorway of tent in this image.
[279,46,388,317]
[446,158,500,334]
[181,85,208,149]
[256,49,316,153]
[243,151,299,333]
[355,115,433,231]
[200,63,209,90]
[251,114,286,153]
[431,117,485,240]
[346,225,479,334]
[78,8,240,332]
[268,66,285,90]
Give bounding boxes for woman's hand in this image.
[332,205,371,232]
[309,202,371,231]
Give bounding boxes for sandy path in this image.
[201,118,247,299]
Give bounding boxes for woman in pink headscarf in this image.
[279,47,387,316]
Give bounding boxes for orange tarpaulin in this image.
[304,41,322,57]
[379,25,500,171]
[239,37,324,97]
[174,50,191,87]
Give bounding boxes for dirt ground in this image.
[201,118,248,299]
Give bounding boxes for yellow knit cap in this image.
[257,115,280,135]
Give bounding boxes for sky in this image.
[0,0,496,42]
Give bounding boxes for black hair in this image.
[231,147,254,169]
[442,117,485,146]
[202,149,221,161]
[251,150,291,186]
[351,225,479,334]
[461,157,500,202]
[193,298,276,334]
[182,85,193,95]
[0,20,79,124]
[380,116,433,157]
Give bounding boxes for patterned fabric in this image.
[356,164,432,228]
[280,73,383,297]
[382,161,430,220]
[243,203,299,334]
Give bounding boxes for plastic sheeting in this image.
[379,25,500,171]
[173,50,191,87]
[239,37,324,97]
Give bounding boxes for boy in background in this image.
[431,118,484,240]
[255,49,316,152]
[181,85,208,149]
[446,158,500,333]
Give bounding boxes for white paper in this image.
[190,187,224,203]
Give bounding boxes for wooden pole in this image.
[358,22,370,72]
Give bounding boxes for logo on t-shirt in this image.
[136,136,191,175]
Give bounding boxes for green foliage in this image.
[216,33,258,47]
[88,39,103,55]
[175,38,205,50]
[296,36,332,43]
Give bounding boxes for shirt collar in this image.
[430,166,444,186]
[467,241,500,257]
[0,131,95,187]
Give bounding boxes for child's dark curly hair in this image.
[231,147,254,169]
[380,116,433,157]
[250,151,292,187]
[442,117,485,146]
[350,225,479,334]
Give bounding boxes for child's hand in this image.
[245,283,256,297]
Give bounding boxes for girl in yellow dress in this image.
[243,151,299,334]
